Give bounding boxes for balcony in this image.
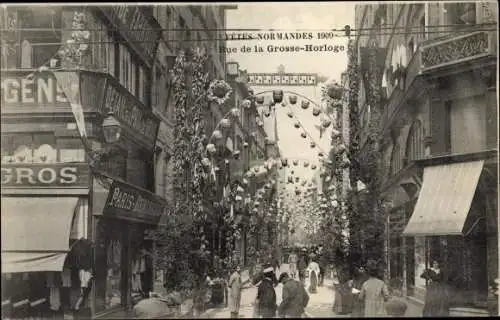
[420,30,497,76]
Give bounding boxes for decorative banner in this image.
[53,72,87,138]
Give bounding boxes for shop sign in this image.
[100,6,159,64]
[1,72,69,108]
[103,180,167,225]
[103,80,160,150]
[1,164,89,188]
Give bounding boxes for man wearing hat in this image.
[278,272,309,318]
[255,264,277,318]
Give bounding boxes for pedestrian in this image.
[358,260,390,317]
[228,265,242,318]
[351,265,369,317]
[421,260,450,316]
[277,272,310,318]
[255,265,277,318]
[298,254,308,285]
[288,250,298,280]
[307,255,321,294]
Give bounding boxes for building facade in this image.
[354,2,498,315]
[1,5,172,318]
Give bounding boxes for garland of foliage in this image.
[146,49,212,298]
[346,35,388,276]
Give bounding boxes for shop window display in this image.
[94,218,125,313]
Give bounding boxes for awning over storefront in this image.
[1,197,80,273]
[402,160,484,237]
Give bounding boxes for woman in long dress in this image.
[307,257,321,294]
[228,265,242,318]
[358,262,390,317]
[421,260,450,316]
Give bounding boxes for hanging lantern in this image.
[310,142,316,148]
[328,184,336,191]
[288,176,294,183]
[312,106,321,116]
[295,188,301,195]
[214,166,220,172]
[318,152,324,157]
[281,158,288,167]
[254,166,260,173]
[256,96,265,104]
[257,120,264,127]
[301,100,310,110]
[322,119,332,128]
[236,185,244,193]
[301,132,307,139]
[212,130,223,140]
[273,90,284,103]
[281,102,287,107]
[251,132,257,138]
[301,180,307,186]
[295,177,300,182]
[303,161,309,167]
[243,141,249,148]
[264,110,271,117]
[287,111,294,118]
[332,101,343,108]
[252,208,258,213]
[293,160,299,166]
[311,164,317,170]
[230,108,240,118]
[289,95,298,105]
[242,178,249,185]
[327,82,343,100]
[235,195,243,202]
[220,118,231,129]
[233,150,241,159]
[332,199,339,208]
[206,144,216,154]
[294,122,301,129]
[201,157,211,167]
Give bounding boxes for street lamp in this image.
[101,112,122,144]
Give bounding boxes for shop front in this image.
[91,176,168,318]
[402,153,498,315]
[1,163,91,319]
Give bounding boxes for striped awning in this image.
[402,160,484,237]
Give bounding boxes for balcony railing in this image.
[420,30,497,73]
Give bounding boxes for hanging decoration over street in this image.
[207,79,232,105]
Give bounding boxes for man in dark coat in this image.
[278,272,309,318]
[298,254,308,285]
[256,266,277,318]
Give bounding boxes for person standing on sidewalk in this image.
[228,265,242,318]
[255,266,277,318]
[277,273,309,318]
[298,254,308,285]
[358,260,390,317]
[288,250,298,280]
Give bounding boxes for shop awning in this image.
[1,197,79,273]
[402,160,484,237]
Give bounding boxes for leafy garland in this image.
[146,49,212,296]
[58,11,91,67]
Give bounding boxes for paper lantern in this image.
[301,132,307,139]
[342,158,351,168]
[311,164,317,170]
[273,90,284,103]
[281,158,288,167]
[322,119,332,128]
[312,106,321,116]
[254,167,260,173]
[230,108,240,118]
[242,178,249,185]
[201,157,211,167]
[235,195,243,201]
[220,118,231,128]
[332,129,341,138]
[295,177,300,182]
[264,110,271,117]
[318,152,324,157]
[303,161,309,167]
[301,100,310,109]
[243,141,249,148]
[212,130,223,140]
[336,144,347,154]
[257,121,264,127]
[281,102,287,107]
[214,166,220,172]
[233,150,240,159]
[241,99,252,109]
[294,122,301,129]
[256,96,264,104]
[289,95,298,104]
[206,144,216,154]
[293,160,299,166]
[288,176,294,183]
[327,82,343,100]
[310,142,316,148]
[287,111,294,118]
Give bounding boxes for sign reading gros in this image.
[1,164,89,188]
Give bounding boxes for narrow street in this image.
[201,264,336,318]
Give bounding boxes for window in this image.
[1,132,58,164]
[117,43,150,107]
[406,121,424,162]
[138,65,147,105]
